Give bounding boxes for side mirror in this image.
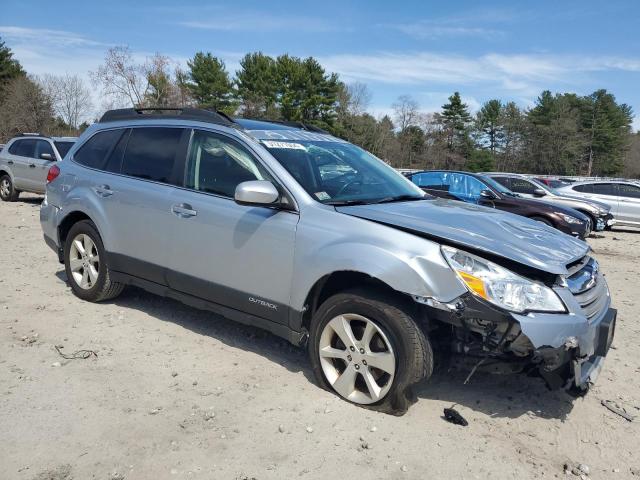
[480,189,496,199]
[234,180,280,206]
[533,188,546,197]
[40,153,53,160]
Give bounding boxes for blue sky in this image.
[1,0,639,128]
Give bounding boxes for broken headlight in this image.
[441,246,566,313]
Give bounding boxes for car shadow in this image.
[55,269,577,420]
[20,196,43,206]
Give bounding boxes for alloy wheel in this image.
[69,233,100,290]
[318,313,396,404]
[0,178,10,198]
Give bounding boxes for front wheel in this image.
[64,220,125,302]
[308,289,433,415]
[0,174,19,201]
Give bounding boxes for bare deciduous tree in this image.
[90,46,147,107]
[38,73,93,129]
[392,95,419,133]
[0,76,53,141]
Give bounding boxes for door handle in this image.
[171,203,197,218]
[7,160,13,165]
[93,184,113,197]
[29,164,36,168]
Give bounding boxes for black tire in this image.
[0,174,19,202]
[530,216,554,228]
[308,288,433,415]
[63,220,125,302]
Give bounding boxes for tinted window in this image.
[573,184,593,193]
[591,183,616,196]
[122,128,183,184]
[103,129,130,173]
[185,130,272,197]
[491,176,512,189]
[509,178,538,194]
[9,139,36,157]
[34,140,55,160]
[54,141,75,158]
[618,184,640,199]
[74,129,126,169]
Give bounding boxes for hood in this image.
[336,199,589,276]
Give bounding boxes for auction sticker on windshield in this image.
[261,140,307,150]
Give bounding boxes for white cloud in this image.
[384,22,501,40]
[320,51,640,98]
[178,12,341,33]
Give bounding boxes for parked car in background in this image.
[489,173,614,231]
[536,177,571,189]
[556,180,640,228]
[40,108,615,413]
[406,170,592,239]
[0,134,77,201]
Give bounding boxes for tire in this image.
[0,174,19,201]
[63,220,125,302]
[530,216,554,228]
[308,288,433,415]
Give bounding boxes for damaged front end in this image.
[416,255,616,393]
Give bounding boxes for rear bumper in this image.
[40,202,63,262]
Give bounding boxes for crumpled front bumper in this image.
[595,213,615,231]
[511,286,615,391]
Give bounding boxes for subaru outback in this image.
[40,108,616,414]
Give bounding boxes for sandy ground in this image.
[1,194,639,480]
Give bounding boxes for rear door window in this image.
[121,128,184,184]
[591,183,617,196]
[9,139,36,158]
[74,129,127,170]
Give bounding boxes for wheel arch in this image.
[296,270,419,335]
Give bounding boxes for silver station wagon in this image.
[40,108,616,414]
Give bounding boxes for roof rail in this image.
[99,107,237,127]
[19,132,44,137]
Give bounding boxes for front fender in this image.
[290,210,466,315]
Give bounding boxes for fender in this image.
[288,210,467,330]
[56,185,113,250]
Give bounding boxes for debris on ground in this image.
[443,406,468,426]
[601,399,635,421]
[54,345,97,360]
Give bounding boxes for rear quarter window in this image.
[74,129,126,170]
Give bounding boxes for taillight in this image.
[46,164,61,183]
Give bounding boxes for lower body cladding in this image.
[421,291,616,393]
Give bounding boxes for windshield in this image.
[480,175,514,195]
[529,178,556,194]
[54,141,75,158]
[261,140,426,205]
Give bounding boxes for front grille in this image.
[566,257,609,321]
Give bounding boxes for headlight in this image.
[441,246,566,313]
[558,213,582,224]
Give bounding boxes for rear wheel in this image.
[64,220,124,302]
[309,289,432,415]
[0,174,19,201]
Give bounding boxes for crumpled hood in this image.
[336,198,590,275]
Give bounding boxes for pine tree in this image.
[236,52,278,118]
[476,99,503,154]
[441,92,472,155]
[0,37,25,99]
[185,52,236,114]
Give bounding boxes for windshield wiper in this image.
[372,194,428,204]
[325,199,371,206]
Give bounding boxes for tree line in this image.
[1,38,638,177]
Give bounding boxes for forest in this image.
[1,39,638,178]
